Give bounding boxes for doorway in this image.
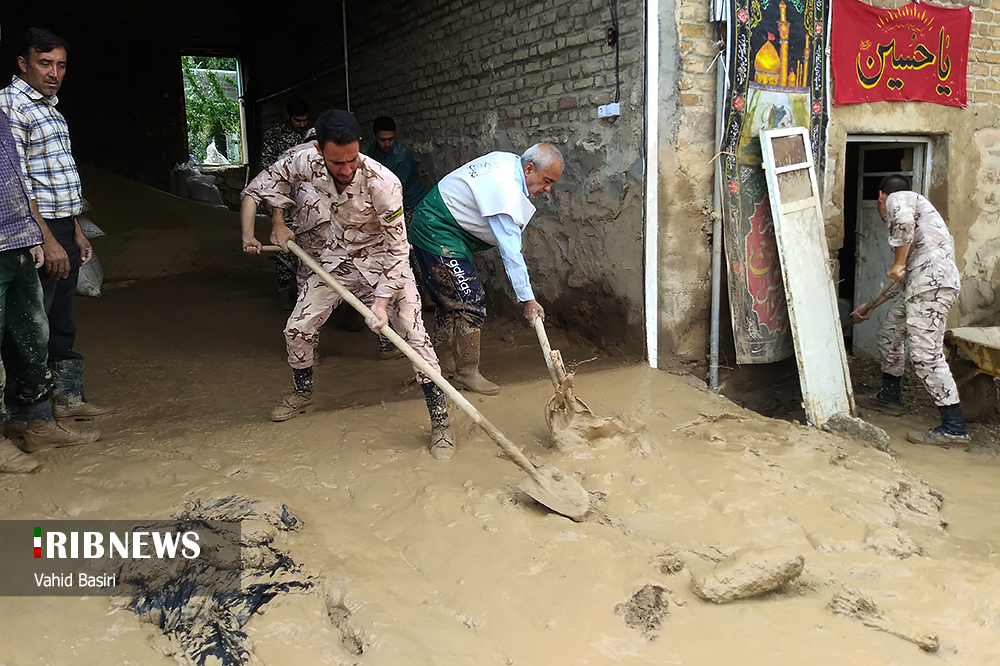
[180,54,247,165]
[839,137,931,358]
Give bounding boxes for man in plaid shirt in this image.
[0,30,100,474]
[0,28,112,421]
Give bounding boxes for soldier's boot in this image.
[313,332,322,367]
[453,326,499,396]
[271,367,315,422]
[50,358,115,421]
[906,403,970,445]
[422,383,455,460]
[378,334,404,361]
[22,401,101,453]
[432,312,456,379]
[857,373,904,415]
[0,435,40,474]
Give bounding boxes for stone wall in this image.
[340,0,649,351]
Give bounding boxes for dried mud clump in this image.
[615,584,670,641]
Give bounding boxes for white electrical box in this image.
[597,103,621,118]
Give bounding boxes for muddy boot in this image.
[453,325,499,395]
[856,373,904,415]
[313,332,322,367]
[432,311,456,379]
[378,334,404,360]
[906,403,970,445]
[2,417,27,441]
[422,383,454,460]
[0,435,40,473]
[271,367,315,422]
[22,401,101,453]
[50,358,115,421]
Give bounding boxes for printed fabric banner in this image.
[720,0,829,364]
[831,0,971,107]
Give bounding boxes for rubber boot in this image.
[906,403,970,445]
[0,435,40,473]
[271,367,315,422]
[453,326,499,395]
[50,358,115,421]
[857,373,903,415]
[22,400,101,453]
[422,383,455,460]
[378,334,404,360]
[432,311,456,379]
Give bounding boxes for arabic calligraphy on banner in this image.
[720,0,828,364]
[831,0,971,106]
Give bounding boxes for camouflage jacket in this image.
[242,142,409,298]
[884,191,960,298]
[259,122,305,172]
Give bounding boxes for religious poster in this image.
[831,0,971,107]
[720,0,829,364]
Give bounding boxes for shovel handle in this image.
[859,281,895,318]
[533,317,562,389]
[275,242,544,484]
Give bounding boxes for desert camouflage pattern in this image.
[243,146,413,297]
[285,227,438,382]
[884,191,961,299]
[243,146,437,382]
[877,287,959,406]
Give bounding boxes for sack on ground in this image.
[76,215,105,240]
[77,252,104,298]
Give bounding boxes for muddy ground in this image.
[2,172,999,665]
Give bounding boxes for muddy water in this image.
[2,364,999,665]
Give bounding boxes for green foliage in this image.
[181,56,241,162]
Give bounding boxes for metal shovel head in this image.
[545,379,630,451]
[517,463,591,521]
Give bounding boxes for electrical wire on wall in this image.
[608,0,621,103]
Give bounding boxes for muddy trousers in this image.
[0,248,53,424]
[37,217,82,364]
[284,259,440,383]
[411,247,488,350]
[877,287,959,407]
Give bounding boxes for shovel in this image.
[842,281,895,333]
[533,317,628,449]
[264,242,591,521]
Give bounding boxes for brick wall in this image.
[338,0,648,350]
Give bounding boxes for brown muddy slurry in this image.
[2,171,999,664]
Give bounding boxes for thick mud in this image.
[3,172,999,664]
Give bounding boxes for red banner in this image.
[831,0,971,107]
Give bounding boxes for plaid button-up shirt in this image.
[0,76,82,220]
[0,109,42,252]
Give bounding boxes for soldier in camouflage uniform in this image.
[852,174,967,445]
[240,109,455,460]
[259,97,310,311]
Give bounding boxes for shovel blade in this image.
[518,463,591,521]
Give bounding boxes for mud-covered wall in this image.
[824,0,1000,328]
[342,0,646,352]
[654,0,716,364]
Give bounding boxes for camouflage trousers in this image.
[877,287,959,406]
[284,230,440,384]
